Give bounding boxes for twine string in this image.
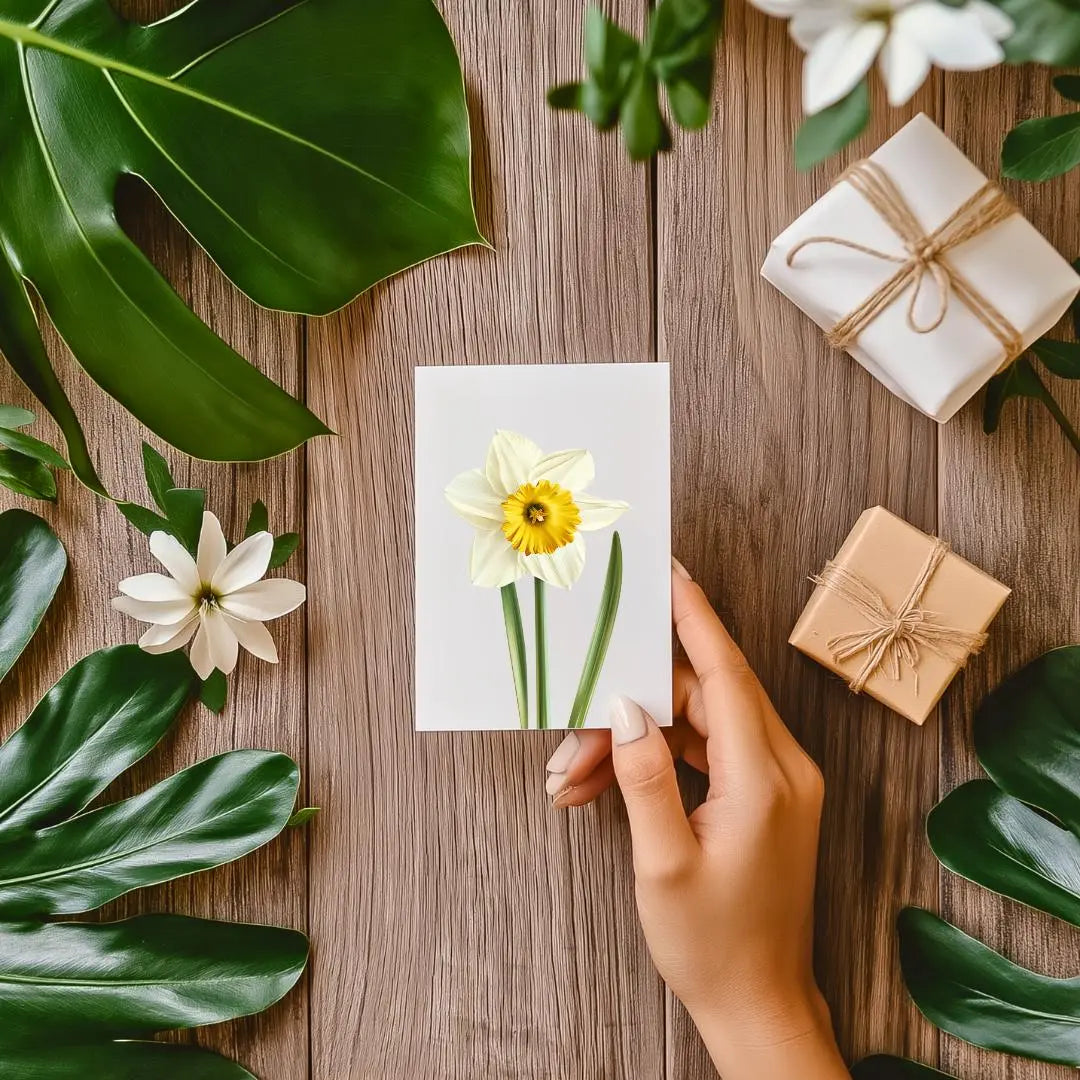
[811,539,988,695]
[786,160,1023,364]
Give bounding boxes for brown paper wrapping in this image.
[789,506,1010,724]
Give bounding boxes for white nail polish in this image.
[546,733,580,775]
[545,771,568,797]
[610,696,648,746]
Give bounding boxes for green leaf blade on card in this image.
[794,81,870,171]
[0,509,65,683]
[928,779,1080,927]
[898,907,1080,1066]
[0,915,307,1046]
[1002,111,1080,181]
[568,531,624,729]
[0,646,193,842]
[0,1042,256,1079]
[500,582,528,730]
[851,1057,958,1080]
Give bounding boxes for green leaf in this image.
[1032,338,1080,379]
[0,509,65,683]
[547,81,584,111]
[568,531,624,728]
[851,1057,958,1079]
[0,447,56,501]
[0,426,67,470]
[0,404,35,429]
[1056,74,1080,103]
[1073,258,1080,339]
[981,356,1073,449]
[162,487,206,554]
[0,750,299,918]
[500,582,528,730]
[269,531,300,569]
[116,500,174,539]
[287,807,320,828]
[898,907,1080,1066]
[200,668,228,714]
[975,646,1080,832]
[141,442,176,513]
[244,499,269,538]
[992,0,1080,65]
[1002,111,1080,181]
[620,69,671,160]
[928,779,1080,926]
[0,0,481,471]
[585,5,640,85]
[0,1042,256,1079]
[0,915,307,1046]
[0,646,193,841]
[794,81,870,171]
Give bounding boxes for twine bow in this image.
[786,159,1023,364]
[811,539,987,695]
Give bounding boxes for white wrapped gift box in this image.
[761,114,1080,423]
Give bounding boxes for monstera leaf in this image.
[0,514,308,1077]
[0,0,482,493]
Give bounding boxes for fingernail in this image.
[544,733,579,796]
[551,786,577,809]
[671,556,692,581]
[610,695,648,746]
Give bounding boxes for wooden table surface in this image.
[2,2,1079,1078]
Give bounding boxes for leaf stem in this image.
[534,578,548,731]
[1041,391,1080,457]
[500,584,528,730]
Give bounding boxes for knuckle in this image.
[620,754,677,800]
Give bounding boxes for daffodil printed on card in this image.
[415,364,672,732]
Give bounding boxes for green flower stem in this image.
[534,577,549,731]
[500,583,528,730]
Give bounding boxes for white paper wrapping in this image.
[761,114,1080,423]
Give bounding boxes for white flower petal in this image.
[190,620,215,680]
[750,0,813,14]
[224,613,280,664]
[202,607,239,675]
[219,578,307,622]
[468,528,522,588]
[969,0,1014,41]
[895,2,1004,69]
[118,572,191,602]
[149,531,200,595]
[531,449,595,494]
[139,611,198,655]
[196,512,228,583]
[445,468,504,529]
[112,594,198,626]
[484,430,543,497]
[526,535,586,589]
[878,25,932,106]
[212,531,274,595]
[789,7,847,51]
[803,20,887,115]
[576,495,631,532]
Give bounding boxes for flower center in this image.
[196,584,221,609]
[501,480,581,556]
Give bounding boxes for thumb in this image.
[610,696,699,878]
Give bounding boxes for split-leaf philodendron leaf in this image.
[0,0,483,493]
[0,512,308,1077]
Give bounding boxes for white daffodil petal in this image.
[112,594,198,626]
[201,606,239,675]
[789,8,846,51]
[224,613,279,664]
[803,20,887,115]
[118,572,191,602]
[531,449,595,493]
[196,511,228,583]
[484,430,543,497]
[878,26,932,106]
[148,531,200,595]
[445,468,504,529]
[526,535,586,590]
[212,531,274,595]
[139,611,198,654]
[220,578,307,622]
[896,3,1004,69]
[576,495,631,532]
[468,528,522,588]
[969,0,1014,40]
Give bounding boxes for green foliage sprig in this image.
[1003,75,1080,181]
[0,509,307,1079]
[547,1,723,160]
[0,404,69,502]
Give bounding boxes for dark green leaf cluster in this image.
[992,0,1080,65]
[0,404,69,502]
[1003,75,1080,181]
[0,510,307,1078]
[547,1,723,160]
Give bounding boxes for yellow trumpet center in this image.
[501,480,581,556]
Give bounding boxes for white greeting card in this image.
[415,363,672,731]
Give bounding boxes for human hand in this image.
[543,560,848,1079]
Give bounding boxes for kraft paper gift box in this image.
[789,507,1011,725]
[762,114,1080,423]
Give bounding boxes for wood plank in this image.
[0,2,309,1070]
[304,2,659,1076]
[658,8,942,1074]
[939,65,1080,1080]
